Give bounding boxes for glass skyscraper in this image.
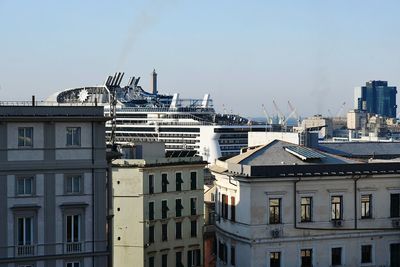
[354,80,397,118]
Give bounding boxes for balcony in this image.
[65,242,82,253]
[16,245,35,256]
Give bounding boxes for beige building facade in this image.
[112,144,206,267]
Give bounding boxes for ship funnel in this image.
[202,94,211,108]
[152,69,158,95]
[170,93,180,108]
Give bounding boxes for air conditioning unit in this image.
[271,229,280,238]
[332,220,343,227]
[392,219,400,228]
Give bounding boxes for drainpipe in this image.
[294,178,300,229]
[354,176,361,229]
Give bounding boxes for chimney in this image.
[32,95,35,106]
[152,69,157,95]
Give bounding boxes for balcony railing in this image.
[65,242,82,253]
[16,245,35,256]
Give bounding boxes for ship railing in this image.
[106,107,215,113]
[0,101,98,107]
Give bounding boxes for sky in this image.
[1,0,400,118]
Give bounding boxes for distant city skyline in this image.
[1,0,400,117]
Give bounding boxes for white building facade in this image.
[210,140,400,267]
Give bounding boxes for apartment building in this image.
[112,143,207,267]
[0,104,109,267]
[210,140,400,267]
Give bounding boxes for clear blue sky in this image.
[1,0,400,117]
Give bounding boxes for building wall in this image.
[113,159,206,267]
[213,171,400,267]
[0,107,108,267]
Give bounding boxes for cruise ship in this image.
[46,71,267,162]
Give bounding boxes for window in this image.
[149,225,154,243]
[190,198,197,216]
[175,222,182,239]
[269,198,281,224]
[301,197,312,222]
[361,194,372,219]
[149,202,154,220]
[176,251,183,267]
[231,196,236,222]
[66,262,80,267]
[176,173,183,191]
[301,249,312,267]
[190,220,197,237]
[188,249,201,267]
[149,256,155,267]
[162,223,168,241]
[66,127,81,146]
[66,215,80,243]
[231,246,235,266]
[16,177,33,196]
[218,242,227,264]
[17,217,33,246]
[162,200,169,219]
[331,247,342,266]
[18,127,33,147]
[162,174,169,193]
[331,196,343,220]
[221,194,228,219]
[390,243,400,267]
[270,252,281,267]
[162,253,168,267]
[66,175,81,194]
[361,245,372,264]
[211,193,215,202]
[149,174,154,194]
[190,172,197,190]
[175,199,183,217]
[390,193,400,218]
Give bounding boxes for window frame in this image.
[18,127,33,148]
[361,244,373,264]
[162,223,168,241]
[300,248,313,267]
[161,173,169,193]
[148,174,154,194]
[175,172,183,192]
[190,197,197,216]
[190,171,197,190]
[175,199,183,218]
[361,194,372,219]
[175,221,182,240]
[190,219,197,238]
[16,176,34,196]
[162,200,169,219]
[66,127,81,147]
[390,193,400,218]
[300,196,312,222]
[65,174,83,195]
[331,195,343,221]
[270,251,281,267]
[331,247,342,266]
[269,198,281,224]
[149,202,154,221]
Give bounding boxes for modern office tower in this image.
[0,104,109,267]
[354,80,397,118]
[210,140,400,267]
[112,142,206,267]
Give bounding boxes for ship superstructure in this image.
[46,71,267,162]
